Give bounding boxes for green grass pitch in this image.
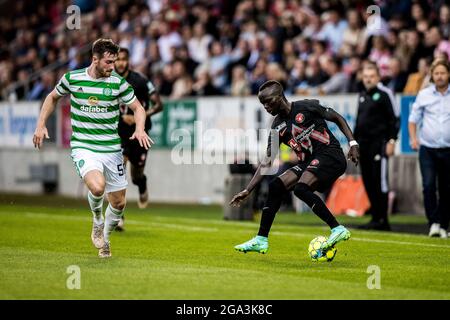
[1,194,449,300]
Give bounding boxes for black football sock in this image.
[132,174,147,194]
[257,178,286,237]
[294,183,339,229]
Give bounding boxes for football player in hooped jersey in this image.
[33,39,154,258]
[230,80,360,256]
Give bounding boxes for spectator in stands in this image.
[439,4,450,38]
[302,54,328,88]
[249,59,267,95]
[192,67,221,96]
[230,65,251,97]
[296,36,311,61]
[264,62,287,88]
[403,57,432,95]
[317,9,348,54]
[169,60,192,99]
[12,70,30,100]
[28,72,55,101]
[298,56,348,95]
[2,0,450,101]
[410,1,429,29]
[205,41,231,94]
[424,26,442,59]
[340,9,364,58]
[229,38,251,71]
[188,22,213,64]
[345,55,363,93]
[369,36,393,79]
[157,21,183,63]
[129,24,149,68]
[262,35,282,64]
[282,40,297,72]
[405,30,425,74]
[146,41,165,77]
[287,58,307,94]
[264,15,283,53]
[174,45,198,77]
[408,58,450,238]
[385,57,408,92]
[393,30,410,71]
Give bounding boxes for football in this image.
[308,236,337,262]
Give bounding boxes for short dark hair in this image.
[92,38,119,58]
[330,56,342,69]
[259,80,283,94]
[258,80,285,101]
[118,47,130,58]
[362,60,380,76]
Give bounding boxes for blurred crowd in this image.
[1,0,450,101]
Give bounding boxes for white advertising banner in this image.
[0,102,40,148]
[196,97,273,163]
[196,95,362,155]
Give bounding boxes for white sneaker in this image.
[439,228,448,239]
[98,241,111,258]
[429,223,441,237]
[137,189,149,209]
[91,223,105,249]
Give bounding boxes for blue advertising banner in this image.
[400,96,417,154]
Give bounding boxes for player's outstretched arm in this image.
[229,155,271,207]
[33,90,61,149]
[323,108,360,166]
[128,99,154,150]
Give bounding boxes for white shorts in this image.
[71,148,128,193]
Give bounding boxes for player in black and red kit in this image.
[230,80,360,254]
[115,48,163,230]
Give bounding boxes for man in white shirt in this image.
[409,59,450,238]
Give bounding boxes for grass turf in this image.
[0,194,449,300]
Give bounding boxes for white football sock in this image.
[104,204,124,243]
[88,191,104,225]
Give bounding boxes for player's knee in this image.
[90,184,105,197]
[111,197,126,211]
[293,183,311,199]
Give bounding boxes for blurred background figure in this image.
[354,62,399,231]
[409,59,450,238]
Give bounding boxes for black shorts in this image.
[288,149,347,192]
[122,139,148,168]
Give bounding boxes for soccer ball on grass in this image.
[308,236,337,262]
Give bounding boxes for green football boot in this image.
[234,235,269,254]
[322,225,351,250]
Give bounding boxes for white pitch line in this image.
[269,230,450,249]
[13,211,450,249]
[150,215,433,239]
[21,212,218,232]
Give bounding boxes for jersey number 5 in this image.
[117,164,124,176]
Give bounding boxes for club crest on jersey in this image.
[103,87,112,96]
[295,113,305,123]
[310,159,320,166]
[88,96,99,105]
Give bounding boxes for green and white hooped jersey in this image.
[55,68,136,153]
